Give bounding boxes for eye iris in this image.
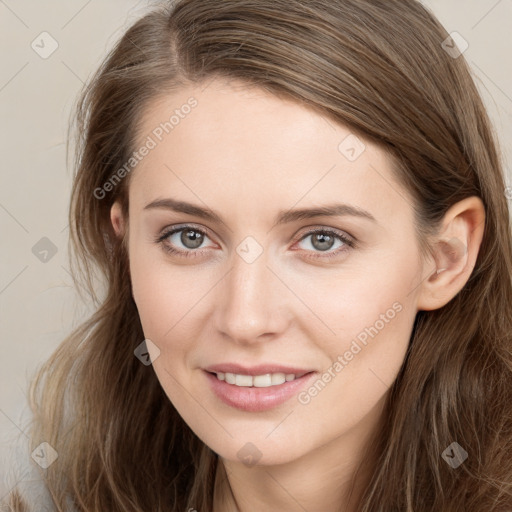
[181,229,204,249]
[311,233,335,251]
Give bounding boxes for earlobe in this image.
[417,196,485,311]
[110,201,126,238]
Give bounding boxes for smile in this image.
[204,370,317,412]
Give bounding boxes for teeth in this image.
[215,372,299,387]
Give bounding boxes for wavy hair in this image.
[5,0,512,510]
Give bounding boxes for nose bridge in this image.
[214,244,287,343]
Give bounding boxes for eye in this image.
[294,228,355,259]
[155,225,356,260]
[156,225,216,258]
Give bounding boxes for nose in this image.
[213,246,291,345]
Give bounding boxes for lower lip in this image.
[204,370,317,412]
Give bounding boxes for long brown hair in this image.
[6,0,512,510]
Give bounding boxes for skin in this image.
[110,78,485,512]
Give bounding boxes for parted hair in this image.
[6,0,512,510]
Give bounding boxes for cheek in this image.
[128,244,216,357]
[294,247,419,394]
[288,243,420,348]
[129,237,174,331]
[298,253,420,421]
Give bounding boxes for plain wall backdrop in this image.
[1,0,511,498]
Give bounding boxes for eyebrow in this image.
[143,198,377,225]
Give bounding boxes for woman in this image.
[4,0,512,510]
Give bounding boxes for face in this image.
[115,78,429,467]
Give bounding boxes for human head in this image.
[22,1,512,511]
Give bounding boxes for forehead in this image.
[129,78,412,223]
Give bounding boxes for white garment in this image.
[1,426,57,512]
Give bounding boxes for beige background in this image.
[1,0,511,498]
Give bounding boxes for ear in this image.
[416,196,485,311]
[110,200,126,238]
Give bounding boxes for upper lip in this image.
[204,363,314,377]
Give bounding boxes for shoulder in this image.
[1,426,56,512]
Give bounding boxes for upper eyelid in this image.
[160,224,215,241]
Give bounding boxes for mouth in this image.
[203,369,317,412]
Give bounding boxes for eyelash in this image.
[155,224,356,260]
